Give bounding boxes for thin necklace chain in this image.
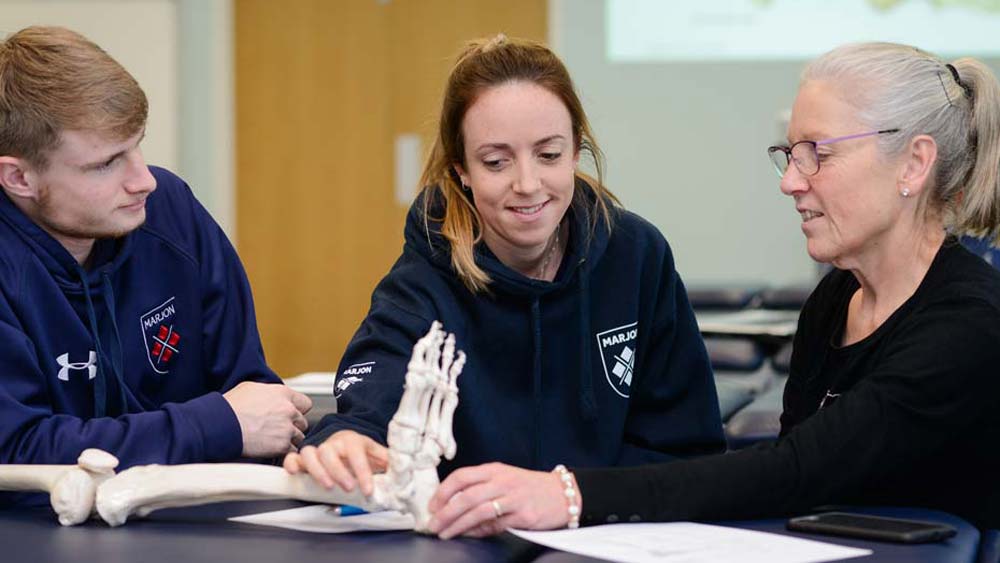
[536,226,561,280]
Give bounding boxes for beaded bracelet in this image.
[552,464,580,529]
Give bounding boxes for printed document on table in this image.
[230,504,414,533]
[510,522,871,563]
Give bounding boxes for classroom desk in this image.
[0,501,983,563]
[533,507,983,563]
[0,501,520,563]
[725,507,983,563]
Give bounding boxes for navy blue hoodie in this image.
[0,167,278,495]
[309,182,724,474]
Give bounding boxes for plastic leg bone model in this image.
[0,321,464,531]
[0,449,119,526]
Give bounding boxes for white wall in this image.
[551,0,813,286]
[176,0,234,236]
[1,0,179,173]
[0,0,233,236]
[550,0,1000,287]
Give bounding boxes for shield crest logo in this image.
[595,322,638,398]
[335,362,374,398]
[140,297,180,374]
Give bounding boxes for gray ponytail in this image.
[951,57,1000,239]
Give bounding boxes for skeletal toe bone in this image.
[439,351,465,461]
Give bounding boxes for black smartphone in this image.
[786,512,957,544]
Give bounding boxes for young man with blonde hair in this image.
[0,26,310,507]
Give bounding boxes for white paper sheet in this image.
[510,522,872,563]
[283,372,336,396]
[697,310,800,337]
[229,505,414,533]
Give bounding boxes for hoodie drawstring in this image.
[102,272,128,413]
[76,266,127,417]
[530,297,543,468]
[529,260,599,469]
[577,262,598,421]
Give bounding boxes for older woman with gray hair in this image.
[426,42,1000,537]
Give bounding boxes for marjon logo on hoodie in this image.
[596,322,638,398]
[140,297,181,374]
[335,362,374,398]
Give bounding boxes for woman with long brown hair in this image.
[285,35,724,513]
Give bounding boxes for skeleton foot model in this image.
[0,449,119,525]
[372,321,464,530]
[0,322,465,530]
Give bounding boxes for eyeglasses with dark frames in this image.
[766,129,900,178]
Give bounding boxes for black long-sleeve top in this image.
[575,239,1000,529]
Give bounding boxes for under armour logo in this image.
[56,351,97,381]
[150,325,181,364]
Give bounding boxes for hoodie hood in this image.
[0,190,133,417]
[403,177,616,422]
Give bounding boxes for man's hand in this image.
[223,381,312,457]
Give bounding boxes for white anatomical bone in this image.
[96,463,379,527]
[0,449,119,525]
[49,321,462,530]
[371,321,465,527]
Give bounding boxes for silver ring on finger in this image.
[491,499,504,519]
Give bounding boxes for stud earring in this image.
[901,188,911,198]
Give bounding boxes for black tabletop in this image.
[0,501,548,563]
[0,501,981,563]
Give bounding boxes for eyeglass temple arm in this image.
[815,128,900,146]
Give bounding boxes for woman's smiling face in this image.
[454,81,578,265]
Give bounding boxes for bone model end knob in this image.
[50,468,98,526]
[77,449,119,474]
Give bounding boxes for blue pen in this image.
[334,504,368,516]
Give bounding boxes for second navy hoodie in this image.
[308,180,724,474]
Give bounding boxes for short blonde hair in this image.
[419,35,619,293]
[804,42,1000,241]
[0,26,148,169]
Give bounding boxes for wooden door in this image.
[235,0,546,377]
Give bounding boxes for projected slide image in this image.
[608,0,1000,61]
